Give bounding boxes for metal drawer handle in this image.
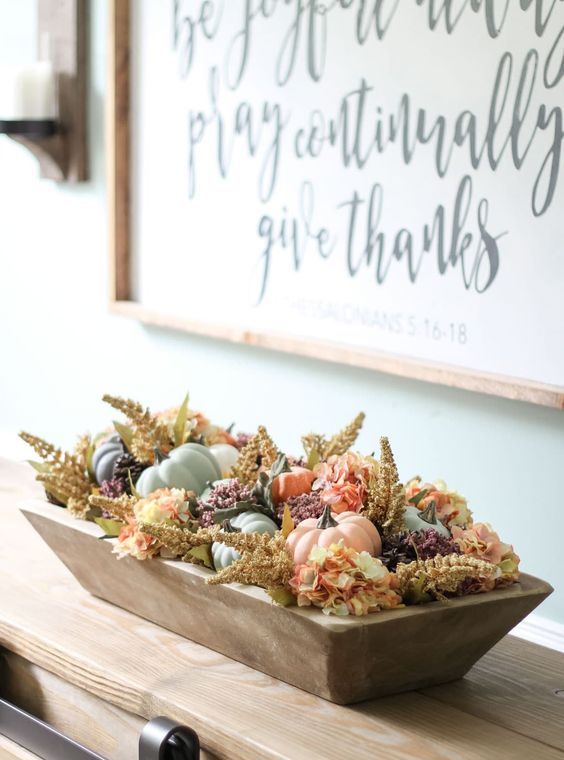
[0,698,105,759]
[0,699,200,759]
[140,717,200,760]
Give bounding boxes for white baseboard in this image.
[511,613,564,653]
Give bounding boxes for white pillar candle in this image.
[0,61,57,121]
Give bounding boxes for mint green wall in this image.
[0,1,562,623]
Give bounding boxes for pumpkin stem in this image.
[153,448,169,465]
[221,519,241,533]
[317,505,338,530]
[419,501,437,525]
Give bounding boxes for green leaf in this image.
[86,439,97,481]
[266,587,296,607]
[187,544,214,569]
[306,448,321,470]
[271,453,291,478]
[174,393,190,448]
[94,517,124,537]
[409,488,429,507]
[281,504,295,538]
[45,488,69,506]
[127,469,141,499]
[27,460,50,474]
[185,494,201,519]
[113,421,134,451]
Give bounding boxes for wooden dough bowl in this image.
[21,499,553,705]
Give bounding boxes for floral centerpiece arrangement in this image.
[21,394,520,617]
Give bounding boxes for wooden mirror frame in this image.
[106,0,564,410]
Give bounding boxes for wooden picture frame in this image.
[106,0,564,410]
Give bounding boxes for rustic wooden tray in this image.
[21,499,553,705]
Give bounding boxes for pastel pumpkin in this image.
[286,506,382,564]
[272,466,315,505]
[404,502,450,538]
[208,443,240,478]
[136,443,221,497]
[92,434,123,485]
[211,511,278,570]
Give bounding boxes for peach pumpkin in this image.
[271,466,315,505]
[286,506,382,564]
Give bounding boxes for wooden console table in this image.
[1,458,563,759]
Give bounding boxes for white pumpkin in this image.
[208,443,240,478]
[404,503,450,537]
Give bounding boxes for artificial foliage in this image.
[21,393,522,618]
[20,431,92,518]
[102,394,171,464]
[230,425,278,485]
[395,554,499,603]
[302,411,365,464]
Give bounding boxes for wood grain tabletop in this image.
[0,458,563,760]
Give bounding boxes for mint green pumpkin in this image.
[211,511,278,571]
[404,502,450,538]
[136,443,222,497]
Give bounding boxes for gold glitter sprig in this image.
[102,394,170,464]
[19,431,59,461]
[362,436,405,535]
[89,493,137,522]
[138,522,219,559]
[395,554,498,602]
[19,431,93,518]
[206,531,294,590]
[231,425,278,486]
[323,412,365,457]
[302,412,365,462]
[301,432,327,463]
[381,484,406,537]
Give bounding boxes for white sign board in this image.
[129,1,564,393]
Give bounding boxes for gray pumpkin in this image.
[211,511,278,571]
[92,434,124,484]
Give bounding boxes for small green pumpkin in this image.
[211,511,278,571]
[136,442,222,497]
[404,502,450,537]
[92,434,123,484]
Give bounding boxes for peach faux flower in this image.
[289,541,402,616]
[113,518,159,561]
[452,522,520,584]
[313,453,372,513]
[405,477,472,528]
[114,488,194,561]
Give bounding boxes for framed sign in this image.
[108,0,564,408]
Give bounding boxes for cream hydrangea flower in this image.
[133,488,192,525]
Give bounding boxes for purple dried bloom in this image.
[277,491,324,524]
[196,478,257,528]
[410,529,460,560]
[205,479,256,510]
[197,507,215,528]
[100,478,124,499]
